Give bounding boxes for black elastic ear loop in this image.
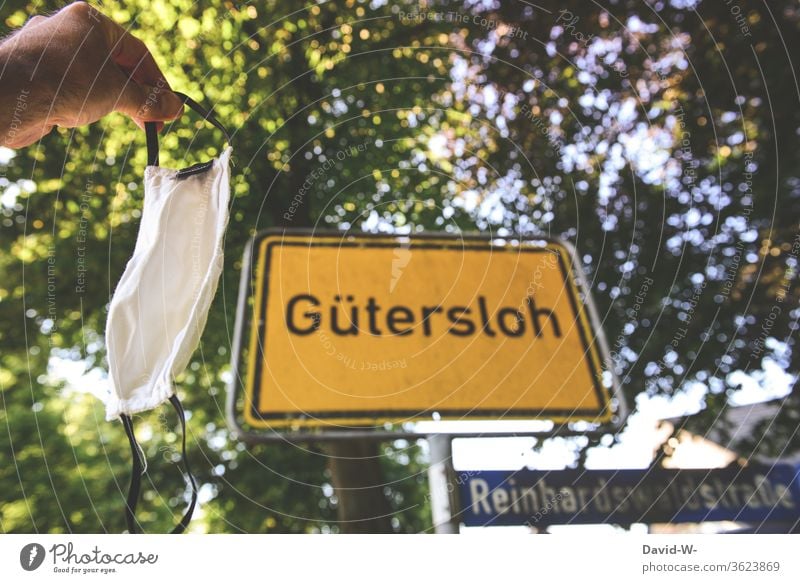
[120,413,143,534]
[145,91,231,167]
[119,398,197,534]
[169,394,198,534]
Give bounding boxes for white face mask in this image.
[103,93,232,533]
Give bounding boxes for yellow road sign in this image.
[238,232,614,428]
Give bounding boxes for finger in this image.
[137,86,184,122]
[108,65,184,123]
[22,15,48,29]
[104,19,169,88]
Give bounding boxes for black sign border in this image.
[251,239,606,421]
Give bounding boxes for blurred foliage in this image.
[1,0,798,532]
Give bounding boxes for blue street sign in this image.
[456,464,800,527]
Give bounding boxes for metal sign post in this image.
[427,433,459,534]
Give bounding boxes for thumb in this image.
[115,78,184,125]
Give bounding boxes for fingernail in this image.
[164,90,184,118]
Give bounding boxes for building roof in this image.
[664,398,800,464]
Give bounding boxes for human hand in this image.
[0,2,183,148]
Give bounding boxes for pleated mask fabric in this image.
[104,145,232,421]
